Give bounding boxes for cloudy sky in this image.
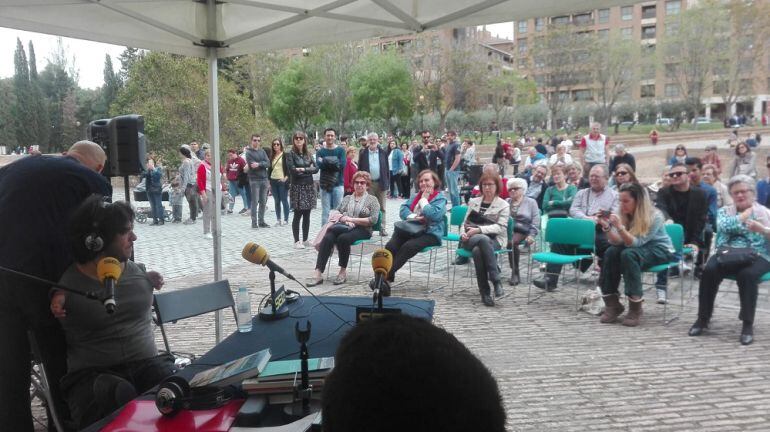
[0,22,513,90]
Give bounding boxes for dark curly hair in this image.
[67,195,134,264]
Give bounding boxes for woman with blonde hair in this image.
[598,182,674,327]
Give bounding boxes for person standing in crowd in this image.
[197,149,216,239]
[534,164,618,291]
[444,130,462,207]
[389,140,404,199]
[358,133,390,236]
[703,163,732,208]
[144,157,164,225]
[245,134,270,229]
[50,196,174,429]
[306,171,381,287]
[317,128,346,226]
[0,141,112,431]
[343,147,358,197]
[191,140,204,160]
[598,183,674,327]
[400,142,411,198]
[461,139,476,170]
[459,173,509,306]
[688,175,770,346]
[579,122,610,175]
[608,144,635,174]
[225,148,247,215]
[649,129,659,145]
[669,145,688,166]
[506,178,540,286]
[286,131,318,248]
[179,146,198,224]
[268,138,290,226]
[654,163,708,303]
[729,141,757,178]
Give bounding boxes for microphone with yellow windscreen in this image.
[242,242,295,280]
[96,257,122,314]
[371,248,393,277]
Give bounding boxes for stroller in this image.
[132,179,173,224]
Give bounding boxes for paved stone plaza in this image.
[34,189,770,431]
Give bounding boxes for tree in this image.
[313,42,359,131]
[593,34,639,128]
[39,61,77,152]
[350,51,414,132]
[233,51,288,119]
[12,39,37,150]
[118,47,142,83]
[112,51,256,161]
[99,54,121,117]
[0,79,19,151]
[268,59,326,131]
[487,73,537,131]
[26,40,51,151]
[528,24,590,129]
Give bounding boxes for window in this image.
[518,20,528,34]
[574,13,593,25]
[666,0,681,16]
[665,63,678,78]
[621,6,633,21]
[534,56,545,68]
[621,27,633,40]
[641,84,656,98]
[665,20,679,36]
[665,84,679,97]
[518,39,528,54]
[598,29,610,39]
[642,5,656,19]
[535,17,544,31]
[573,89,592,101]
[642,25,656,39]
[552,16,570,25]
[598,8,610,23]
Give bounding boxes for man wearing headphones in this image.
[0,141,112,431]
[50,195,174,430]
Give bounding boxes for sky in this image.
[0,22,513,89]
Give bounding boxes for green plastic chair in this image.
[406,215,448,291]
[451,217,514,296]
[326,210,383,283]
[528,217,596,308]
[642,223,687,324]
[443,205,468,276]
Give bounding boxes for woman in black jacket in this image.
[286,131,318,248]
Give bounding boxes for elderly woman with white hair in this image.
[689,175,770,346]
[548,143,573,167]
[506,177,541,285]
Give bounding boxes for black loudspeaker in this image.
[87,115,146,177]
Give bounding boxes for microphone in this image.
[371,248,393,293]
[242,243,295,280]
[96,257,122,314]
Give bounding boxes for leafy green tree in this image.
[12,39,36,150]
[350,51,414,131]
[118,47,142,83]
[234,52,288,120]
[39,62,77,152]
[0,78,19,151]
[313,42,358,131]
[487,73,537,131]
[96,54,121,119]
[27,41,51,151]
[268,59,326,131]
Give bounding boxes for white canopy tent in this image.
[1,0,630,340]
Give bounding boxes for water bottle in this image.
[236,287,252,333]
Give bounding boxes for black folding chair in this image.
[29,331,70,432]
[153,280,237,367]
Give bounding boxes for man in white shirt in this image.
[579,122,610,176]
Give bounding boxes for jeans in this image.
[147,190,163,223]
[315,225,371,270]
[697,255,770,324]
[320,185,344,226]
[600,244,672,297]
[463,234,501,295]
[184,184,198,221]
[390,173,401,198]
[270,178,290,222]
[228,180,248,211]
[249,178,269,225]
[445,169,461,207]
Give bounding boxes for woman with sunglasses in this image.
[599,182,674,327]
[612,163,639,190]
[728,141,757,179]
[669,145,688,166]
[286,131,318,248]
[268,138,290,226]
[307,171,380,286]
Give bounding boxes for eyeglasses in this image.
[353,181,367,185]
[676,147,685,150]
[668,171,686,178]
[509,187,522,191]
[615,171,628,176]
[481,183,496,187]
[731,189,752,196]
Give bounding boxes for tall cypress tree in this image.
[12,38,33,149]
[28,41,50,152]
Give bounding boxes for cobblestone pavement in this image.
[33,189,770,431]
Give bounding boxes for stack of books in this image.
[241,357,334,395]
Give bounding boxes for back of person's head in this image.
[322,314,505,432]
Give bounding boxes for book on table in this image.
[189,348,272,388]
[241,356,334,393]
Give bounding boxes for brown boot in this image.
[622,297,644,327]
[599,294,624,323]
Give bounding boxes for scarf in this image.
[410,189,440,212]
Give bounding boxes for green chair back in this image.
[449,205,468,229]
[665,223,683,254]
[507,216,514,244]
[544,217,596,247]
[372,210,383,233]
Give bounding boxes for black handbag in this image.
[394,220,426,237]
[715,246,758,272]
[546,209,569,219]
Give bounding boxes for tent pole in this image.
[207,0,224,343]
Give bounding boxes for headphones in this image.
[84,200,108,252]
[155,375,233,416]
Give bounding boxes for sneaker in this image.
[203,233,213,239]
[238,208,248,215]
[227,209,233,214]
[295,241,305,249]
[656,288,667,304]
[252,222,258,229]
[258,222,270,228]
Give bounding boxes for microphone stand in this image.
[258,270,289,321]
[284,321,321,420]
[0,264,100,300]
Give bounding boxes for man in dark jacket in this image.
[654,162,708,302]
[358,132,390,236]
[244,134,270,228]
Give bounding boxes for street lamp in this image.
[418,94,425,131]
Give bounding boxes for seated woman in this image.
[506,178,540,286]
[541,164,576,219]
[379,170,446,294]
[611,163,639,190]
[459,172,510,306]
[307,171,381,286]
[50,195,174,429]
[689,175,770,345]
[599,183,674,327]
[566,161,590,190]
